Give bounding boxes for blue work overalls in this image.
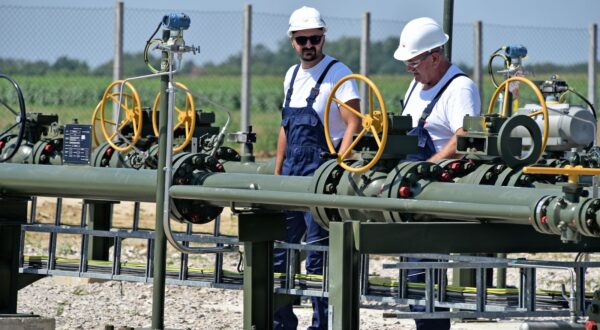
[403,73,465,330]
[404,73,466,162]
[273,60,338,330]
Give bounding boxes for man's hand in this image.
[274,127,286,175]
[337,98,361,156]
[427,128,467,162]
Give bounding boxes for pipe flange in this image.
[32,139,63,165]
[382,161,439,223]
[311,159,354,230]
[171,153,224,224]
[462,163,497,185]
[436,159,476,182]
[577,198,600,237]
[531,195,554,235]
[495,166,517,186]
[90,141,138,168]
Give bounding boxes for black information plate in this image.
[63,124,92,165]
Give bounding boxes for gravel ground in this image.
[17,277,533,330]
[14,198,600,329]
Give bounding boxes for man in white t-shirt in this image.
[393,17,481,330]
[395,17,480,163]
[273,6,361,330]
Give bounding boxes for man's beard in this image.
[300,47,319,62]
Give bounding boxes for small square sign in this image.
[63,124,92,165]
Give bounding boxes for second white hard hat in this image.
[287,6,327,37]
[393,17,449,61]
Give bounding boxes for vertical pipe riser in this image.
[151,29,170,330]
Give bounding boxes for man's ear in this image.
[431,52,441,66]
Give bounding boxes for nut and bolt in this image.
[325,183,335,193]
[557,221,567,230]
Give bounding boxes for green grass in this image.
[1,73,595,156]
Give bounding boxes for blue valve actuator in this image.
[162,13,191,30]
[504,44,527,58]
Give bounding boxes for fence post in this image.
[474,21,483,102]
[241,4,252,160]
[112,0,124,127]
[443,0,454,62]
[589,23,597,142]
[360,12,370,115]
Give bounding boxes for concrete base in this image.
[0,316,55,330]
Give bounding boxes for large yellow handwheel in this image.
[91,92,135,146]
[99,80,143,152]
[151,82,196,153]
[325,74,388,173]
[487,76,549,153]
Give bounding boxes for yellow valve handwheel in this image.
[99,80,143,152]
[91,92,134,147]
[151,82,196,153]
[487,76,549,154]
[325,74,388,174]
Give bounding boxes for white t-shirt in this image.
[402,65,481,151]
[282,55,360,145]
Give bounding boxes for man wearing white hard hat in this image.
[396,17,480,162]
[395,17,481,330]
[274,6,361,330]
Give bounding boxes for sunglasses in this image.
[294,35,323,46]
[403,52,433,70]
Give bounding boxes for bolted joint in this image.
[324,183,336,194]
[429,164,442,177]
[405,173,419,185]
[557,221,567,231]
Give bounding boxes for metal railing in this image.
[17,196,600,321]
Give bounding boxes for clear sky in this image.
[5,0,600,28]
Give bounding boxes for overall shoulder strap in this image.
[418,73,467,124]
[284,64,301,108]
[306,59,339,106]
[401,80,418,112]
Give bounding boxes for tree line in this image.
[0,36,592,77]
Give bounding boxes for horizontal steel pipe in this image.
[169,185,532,222]
[416,182,559,207]
[193,172,313,193]
[0,163,156,202]
[221,159,275,175]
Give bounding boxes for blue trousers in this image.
[273,211,328,330]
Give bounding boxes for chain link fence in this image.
[0,5,597,153]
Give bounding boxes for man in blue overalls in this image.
[273,6,361,330]
[394,17,481,330]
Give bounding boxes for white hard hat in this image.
[393,17,449,61]
[287,6,327,37]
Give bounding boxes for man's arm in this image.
[274,126,286,175]
[428,84,480,162]
[337,98,362,156]
[427,127,467,162]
